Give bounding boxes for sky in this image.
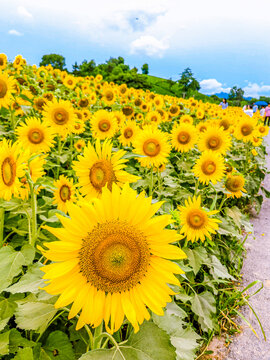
[1,0,270,98]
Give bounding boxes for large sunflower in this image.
[193,150,225,185]
[225,174,246,198]
[178,195,221,242]
[73,139,139,199]
[42,99,77,137]
[0,72,16,108]
[0,140,28,200]
[171,123,197,152]
[133,126,171,168]
[234,117,258,142]
[16,117,55,153]
[53,175,77,213]
[41,184,186,333]
[90,110,117,140]
[198,126,231,154]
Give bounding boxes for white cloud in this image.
[8,29,23,36]
[243,83,270,98]
[17,6,33,19]
[200,79,230,95]
[130,35,169,57]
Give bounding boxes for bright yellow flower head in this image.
[73,139,139,199]
[90,110,118,140]
[225,173,246,198]
[193,150,226,185]
[0,72,16,108]
[198,126,231,155]
[41,184,186,333]
[178,195,221,242]
[53,175,77,213]
[171,123,197,152]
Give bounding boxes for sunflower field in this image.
[0,53,269,360]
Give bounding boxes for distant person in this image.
[260,106,265,117]
[264,103,270,126]
[219,98,228,109]
[244,105,253,117]
[242,104,247,111]
[252,103,258,113]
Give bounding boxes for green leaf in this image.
[225,206,242,228]
[153,312,201,360]
[13,347,34,360]
[184,247,209,275]
[209,255,234,280]
[80,322,176,360]
[0,297,17,331]
[9,328,35,354]
[190,291,217,332]
[15,301,57,333]
[0,246,25,291]
[5,263,45,294]
[21,244,35,265]
[43,331,75,360]
[0,330,10,355]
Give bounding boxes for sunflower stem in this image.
[194,179,199,196]
[149,166,154,196]
[218,196,227,211]
[0,208,5,247]
[92,322,103,349]
[56,136,62,179]
[29,181,37,247]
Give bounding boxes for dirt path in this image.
[226,135,270,360]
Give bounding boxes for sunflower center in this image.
[241,125,252,136]
[53,108,69,125]
[105,91,114,101]
[28,128,44,144]
[143,139,161,157]
[225,176,243,192]
[0,79,8,98]
[170,106,178,114]
[1,157,16,186]
[79,220,150,293]
[89,160,116,192]
[124,128,133,139]
[0,58,4,66]
[187,210,206,229]
[259,126,265,134]
[98,119,111,132]
[122,107,133,116]
[74,123,81,130]
[220,120,229,130]
[177,131,190,144]
[202,160,216,175]
[59,185,71,202]
[207,136,220,150]
[199,126,207,132]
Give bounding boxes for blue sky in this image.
[1,0,270,97]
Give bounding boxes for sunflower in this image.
[218,118,231,131]
[0,54,7,70]
[0,140,28,200]
[193,150,225,185]
[16,117,55,153]
[178,195,221,242]
[122,105,134,118]
[257,124,269,137]
[133,126,171,168]
[78,98,90,108]
[171,123,197,152]
[63,75,77,89]
[180,114,193,124]
[13,55,25,70]
[234,117,258,142]
[113,111,126,128]
[225,174,246,198]
[0,72,16,108]
[53,175,76,213]
[74,139,86,152]
[144,111,162,126]
[90,110,117,140]
[72,120,85,135]
[43,99,77,137]
[198,126,231,154]
[119,120,139,147]
[34,97,47,112]
[169,104,180,117]
[102,87,116,106]
[41,184,186,333]
[73,139,139,199]
[197,123,208,133]
[196,108,205,120]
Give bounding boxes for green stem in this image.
[56,136,62,179]
[149,166,154,196]
[218,196,227,211]
[29,181,37,247]
[92,322,103,349]
[0,208,4,247]
[194,179,199,196]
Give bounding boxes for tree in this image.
[77,60,96,76]
[141,63,149,75]
[228,86,244,101]
[177,68,200,98]
[40,54,66,70]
